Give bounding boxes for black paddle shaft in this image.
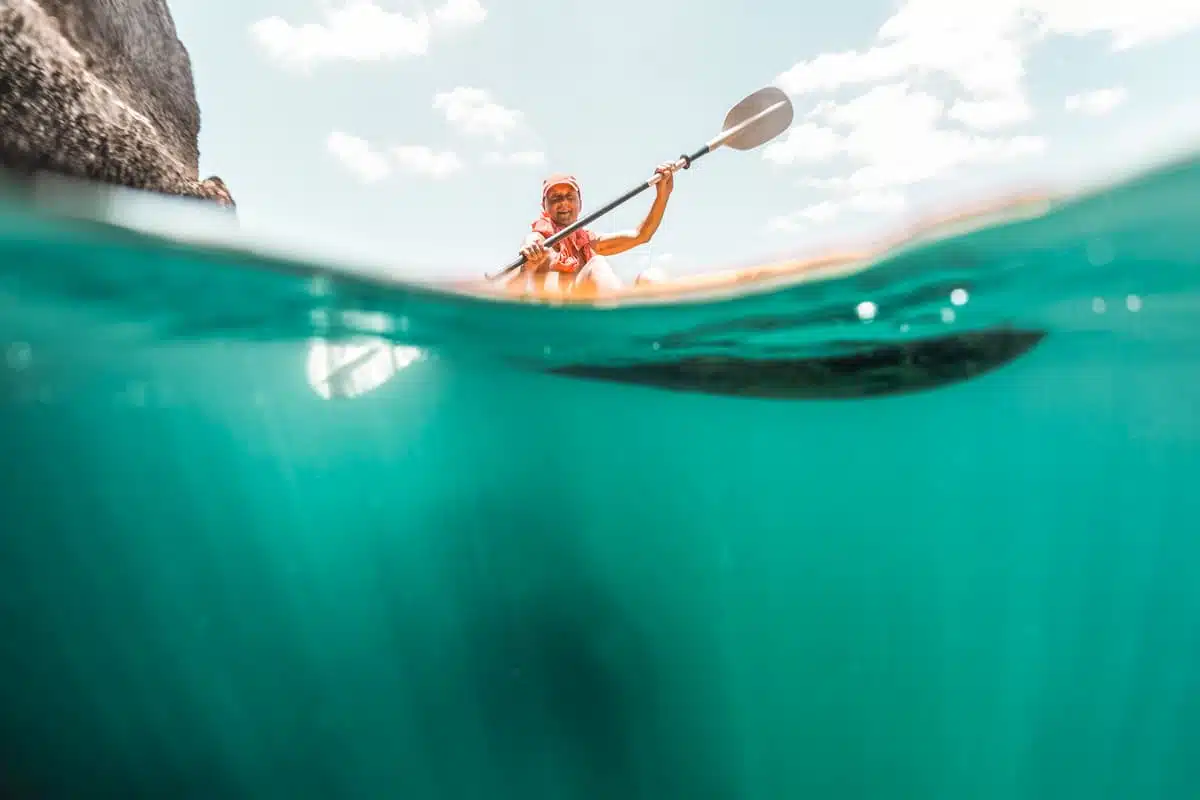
[485,145,712,281]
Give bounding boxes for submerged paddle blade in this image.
[719,87,794,151]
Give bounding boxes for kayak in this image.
[457,192,1055,305]
[469,250,869,303]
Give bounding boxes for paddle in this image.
[485,86,794,281]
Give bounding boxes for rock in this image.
[0,0,234,209]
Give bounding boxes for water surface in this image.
[1,157,1199,799]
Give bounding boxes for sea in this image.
[1,155,1198,799]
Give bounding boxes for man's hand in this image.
[653,162,675,196]
[519,238,550,272]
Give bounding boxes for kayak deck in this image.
[455,192,1055,306]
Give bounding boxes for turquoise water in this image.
[1,157,1199,799]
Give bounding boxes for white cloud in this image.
[821,81,940,129]
[833,86,1047,190]
[483,151,546,167]
[434,0,487,27]
[762,0,1199,229]
[328,88,536,181]
[798,201,840,223]
[768,201,841,231]
[847,190,907,213]
[768,190,906,232]
[1035,2,1200,50]
[800,177,848,190]
[251,0,486,69]
[775,6,1030,103]
[433,87,522,142]
[327,132,391,182]
[327,133,462,181]
[770,83,1047,194]
[948,95,1032,129]
[763,122,843,165]
[775,0,1200,105]
[1065,87,1129,116]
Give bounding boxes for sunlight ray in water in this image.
[305,339,424,400]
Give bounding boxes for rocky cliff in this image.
[0,0,234,208]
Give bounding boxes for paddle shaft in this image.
[486,98,789,281]
[487,146,708,280]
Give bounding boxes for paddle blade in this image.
[719,87,794,151]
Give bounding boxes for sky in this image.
[167,0,1200,283]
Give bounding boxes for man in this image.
[512,164,675,293]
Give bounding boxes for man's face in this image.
[544,183,580,225]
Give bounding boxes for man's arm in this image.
[593,164,675,257]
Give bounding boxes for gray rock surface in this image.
[0,0,234,208]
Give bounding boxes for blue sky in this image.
[168,0,1200,283]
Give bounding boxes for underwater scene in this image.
[1,155,1199,798]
